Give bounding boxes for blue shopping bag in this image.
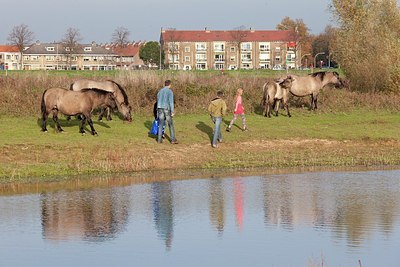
[150,119,159,135]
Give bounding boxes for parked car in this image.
[272,64,284,70]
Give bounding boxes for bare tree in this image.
[112,27,130,69]
[7,24,34,69]
[112,26,130,47]
[61,27,82,70]
[230,25,247,70]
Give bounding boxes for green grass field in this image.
[1,109,399,182]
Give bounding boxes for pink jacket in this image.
[234,95,244,114]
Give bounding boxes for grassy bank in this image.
[1,109,399,182]
[1,70,400,183]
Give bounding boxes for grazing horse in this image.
[288,71,343,110]
[41,88,117,135]
[69,79,132,122]
[262,76,293,117]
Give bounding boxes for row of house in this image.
[0,41,145,70]
[0,28,299,71]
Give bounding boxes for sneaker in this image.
[242,127,248,132]
[217,139,222,143]
[171,140,179,144]
[212,144,218,148]
[226,127,231,132]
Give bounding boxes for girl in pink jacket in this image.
[226,88,247,132]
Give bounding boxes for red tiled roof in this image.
[112,45,141,57]
[0,45,19,52]
[161,30,294,42]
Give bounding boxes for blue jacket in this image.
[157,86,174,113]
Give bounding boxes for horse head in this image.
[120,102,133,122]
[280,75,294,89]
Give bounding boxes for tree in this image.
[139,41,163,67]
[112,27,130,47]
[7,24,34,69]
[312,25,338,67]
[276,17,312,68]
[111,27,130,69]
[61,27,82,70]
[230,25,248,70]
[331,0,400,92]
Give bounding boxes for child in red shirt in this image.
[226,88,247,132]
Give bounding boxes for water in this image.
[1,169,400,266]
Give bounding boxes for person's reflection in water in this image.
[234,178,244,231]
[209,178,225,236]
[152,182,174,250]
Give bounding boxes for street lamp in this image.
[314,52,325,71]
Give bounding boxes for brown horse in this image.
[69,79,132,122]
[41,88,117,135]
[262,76,293,117]
[288,71,343,110]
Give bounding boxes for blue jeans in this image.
[211,116,222,146]
[157,108,176,143]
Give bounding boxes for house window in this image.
[230,47,235,52]
[185,47,190,52]
[46,47,55,51]
[195,43,206,51]
[84,47,92,52]
[275,56,281,62]
[65,47,71,52]
[185,56,190,62]
[215,54,224,62]
[213,42,225,52]
[196,54,206,62]
[241,42,252,51]
[196,63,206,70]
[83,57,90,62]
[241,53,252,61]
[259,43,270,52]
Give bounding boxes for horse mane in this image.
[81,88,111,95]
[309,71,327,81]
[109,80,129,105]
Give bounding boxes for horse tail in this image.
[41,89,47,118]
[262,83,268,106]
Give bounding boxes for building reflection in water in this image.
[152,182,174,250]
[209,178,225,235]
[41,188,130,242]
[34,171,400,249]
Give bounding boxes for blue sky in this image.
[2,0,336,44]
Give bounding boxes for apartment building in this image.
[160,29,298,70]
[23,41,117,70]
[0,45,20,70]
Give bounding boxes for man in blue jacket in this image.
[157,80,178,144]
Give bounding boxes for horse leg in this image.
[273,99,279,117]
[284,100,291,117]
[87,115,98,135]
[106,107,112,121]
[79,115,87,134]
[98,108,104,121]
[41,110,49,132]
[313,95,318,110]
[51,109,63,132]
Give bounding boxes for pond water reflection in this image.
[0,169,400,266]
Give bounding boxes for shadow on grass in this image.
[37,116,112,133]
[196,121,213,143]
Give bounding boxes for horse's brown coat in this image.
[41,87,117,135]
